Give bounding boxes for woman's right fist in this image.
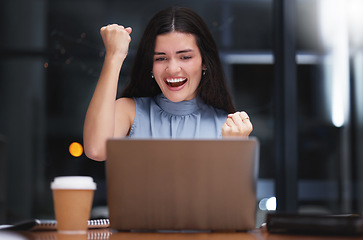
[100,24,132,60]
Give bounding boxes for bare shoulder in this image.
[115,97,135,118]
[114,97,136,136]
[116,97,135,107]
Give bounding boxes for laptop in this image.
[105,137,259,231]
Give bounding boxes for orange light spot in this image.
[69,142,83,157]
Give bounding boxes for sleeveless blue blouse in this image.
[128,94,228,139]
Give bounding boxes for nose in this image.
[166,59,181,73]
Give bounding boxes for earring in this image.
[202,68,207,76]
[151,71,154,78]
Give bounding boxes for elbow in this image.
[84,145,107,162]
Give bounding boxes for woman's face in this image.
[152,31,204,102]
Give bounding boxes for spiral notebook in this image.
[0,219,110,231]
[106,138,260,231]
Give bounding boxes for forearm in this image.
[83,55,124,161]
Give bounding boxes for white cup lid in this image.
[51,176,96,190]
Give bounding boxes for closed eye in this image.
[154,51,167,62]
[154,57,167,61]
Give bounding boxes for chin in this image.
[163,92,192,102]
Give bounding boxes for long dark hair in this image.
[121,6,235,113]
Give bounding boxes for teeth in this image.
[166,78,186,83]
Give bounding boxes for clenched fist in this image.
[222,111,253,137]
[100,24,132,61]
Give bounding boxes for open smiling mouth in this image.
[166,78,187,88]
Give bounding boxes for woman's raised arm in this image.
[83,24,134,161]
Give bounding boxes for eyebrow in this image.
[154,49,194,55]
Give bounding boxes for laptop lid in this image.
[106,138,259,231]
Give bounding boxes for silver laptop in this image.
[106,138,259,231]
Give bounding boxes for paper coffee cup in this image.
[51,176,96,234]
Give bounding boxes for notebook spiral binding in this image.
[32,219,110,231]
[88,219,110,229]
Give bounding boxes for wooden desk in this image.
[1,228,362,240]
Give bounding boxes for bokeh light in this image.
[69,142,83,157]
[259,197,277,211]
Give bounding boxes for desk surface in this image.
[1,228,362,240]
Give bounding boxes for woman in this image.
[84,7,253,161]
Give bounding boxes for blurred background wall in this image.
[0,0,362,225]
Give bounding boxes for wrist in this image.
[105,51,127,63]
[104,53,127,69]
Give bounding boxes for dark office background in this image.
[1,0,363,225]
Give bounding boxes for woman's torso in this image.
[128,94,228,138]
